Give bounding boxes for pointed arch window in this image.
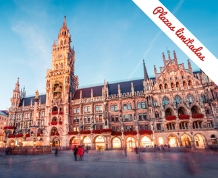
[174,95,182,105]
[187,94,194,104]
[162,96,170,106]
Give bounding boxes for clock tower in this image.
[44,16,78,146]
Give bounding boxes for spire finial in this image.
[143,59,149,81]
[63,16,67,27]
[167,48,171,60]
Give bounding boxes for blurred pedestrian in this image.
[124,146,127,156]
[77,146,83,160]
[135,146,138,154]
[73,145,78,161]
[55,147,58,157]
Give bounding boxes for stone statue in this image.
[35,90,39,99]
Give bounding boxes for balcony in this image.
[124,131,137,135]
[139,130,152,135]
[68,131,79,135]
[4,126,16,130]
[192,114,204,119]
[178,114,190,120]
[111,131,122,136]
[80,130,91,134]
[51,121,57,125]
[51,111,58,115]
[165,115,176,121]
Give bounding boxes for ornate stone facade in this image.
[5,17,218,150]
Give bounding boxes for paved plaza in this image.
[0,150,218,178]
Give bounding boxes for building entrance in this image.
[126,137,135,150]
[52,137,60,147]
[141,136,151,147]
[95,136,105,150]
[194,134,205,149]
[112,137,121,148]
[181,134,191,147]
[83,137,91,147]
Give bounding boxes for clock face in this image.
[58,54,62,58]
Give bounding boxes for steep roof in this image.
[73,78,155,100]
[0,110,8,117]
[19,94,46,107]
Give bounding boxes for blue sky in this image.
[0,0,218,110]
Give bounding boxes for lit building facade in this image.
[0,110,8,147]
[5,17,218,149]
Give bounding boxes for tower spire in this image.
[143,59,149,81]
[63,16,67,27]
[14,77,20,92]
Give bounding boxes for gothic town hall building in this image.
[6,17,218,150]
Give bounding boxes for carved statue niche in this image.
[53,81,62,99]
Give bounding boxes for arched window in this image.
[176,82,180,88]
[52,106,58,112]
[187,94,194,104]
[188,80,192,86]
[178,107,186,115]
[162,96,170,106]
[164,83,168,89]
[191,105,199,114]
[52,117,57,122]
[165,108,173,116]
[155,111,159,118]
[174,95,182,105]
[183,81,187,87]
[171,83,175,88]
[159,84,163,90]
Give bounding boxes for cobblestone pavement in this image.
[0,150,218,178]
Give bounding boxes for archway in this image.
[112,137,121,149]
[191,105,200,114]
[69,137,79,147]
[126,137,135,150]
[94,136,105,150]
[181,134,191,147]
[194,134,205,149]
[52,137,60,147]
[168,135,178,147]
[211,134,217,145]
[141,136,151,147]
[83,136,91,147]
[158,137,164,145]
[178,107,186,115]
[165,108,173,116]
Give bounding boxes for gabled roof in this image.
[19,94,46,107]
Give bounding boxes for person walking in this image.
[77,146,83,160]
[124,146,127,156]
[73,145,78,161]
[55,147,58,157]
